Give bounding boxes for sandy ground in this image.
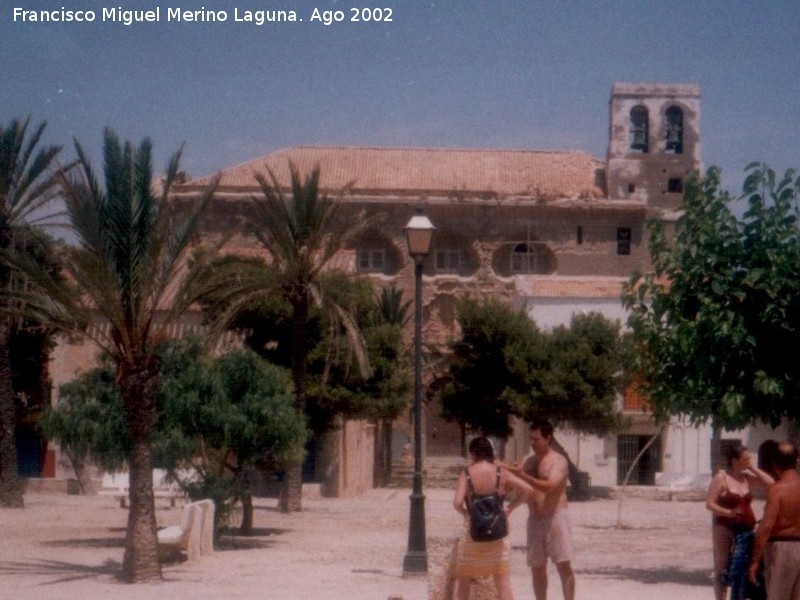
[0,485,746,600]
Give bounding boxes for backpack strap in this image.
[464,467,475,507]
[465,465,503,496]
[465,467,474,493]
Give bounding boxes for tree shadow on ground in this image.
[217,527,290,551]
[577,566,711,586]
[0,558,120,584]
[582,524,668,532]
[44,537,125,549]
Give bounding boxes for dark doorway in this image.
[617,434,661,485]
[16,425,44,477]
[424,402,462,457]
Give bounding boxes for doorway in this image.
[617,433,662,485]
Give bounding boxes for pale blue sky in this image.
[2,0,798,194]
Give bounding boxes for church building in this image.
[45,82,780,495]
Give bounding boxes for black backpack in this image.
[465,466,508,542]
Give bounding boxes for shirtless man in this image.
[748,441,800,600]
[506,420,575,600]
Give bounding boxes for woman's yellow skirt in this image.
[452,518,510,578]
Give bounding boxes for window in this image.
[665,106,683,154]
[668,177,683,193]
[629,105,649,153]
[628,183,636,194]
[357,248,385,272]
[616,228,631,256]
[435,249,461,274]
[511,243,537,273]
[576,226,583,245]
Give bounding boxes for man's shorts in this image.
[527,508,575,568]
[765,540,800,600]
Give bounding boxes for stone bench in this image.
[157,498,215,561]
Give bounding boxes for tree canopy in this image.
[41,337,306,534]
[622,164,800,430]
[438,296,626,439]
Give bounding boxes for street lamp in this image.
[402,207,435,576]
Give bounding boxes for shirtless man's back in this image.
[749,442,800,600]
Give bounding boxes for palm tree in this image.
[8,128,218,581]
[0,118,61,508]
[372,285,411,327]
[218,162,371,511]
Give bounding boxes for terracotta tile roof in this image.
[180,146,606,201]
[515,276,628,298]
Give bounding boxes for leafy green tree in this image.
[305,280,411,486]
[0,118,61,507]
[202,270,410,488]
[302,276,406,424]
[623,164,800,430]
[439,297,626,455]
[157,339,305,535]
[516,312,627,435]
[439,296,544,442]
[8,129,218,582]
[41,338,305,537]
[439,297,538,438]
[38,361,126,492]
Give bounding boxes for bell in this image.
[630,130,647,151]
[665,128,682,151]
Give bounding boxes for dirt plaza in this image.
[0,485,731,600]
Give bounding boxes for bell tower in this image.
[606,83,701,211]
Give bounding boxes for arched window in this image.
[665,106,683,154]
[511,243,536,273]
[629,106,648,153]
[352,228,404,276]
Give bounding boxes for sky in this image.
[2,0,799,197]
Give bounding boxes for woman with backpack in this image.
[452,436,534,600]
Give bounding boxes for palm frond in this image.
[309,284,371,379]
[250,162,370,282]
[183,253,280,347]
[0,117,62,226]
[52,129,217,362]
[0,244,84,331]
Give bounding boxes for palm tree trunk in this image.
[0,315,23,507]
[279,464,303,512]
[373,419,393,487]
[280,292,309,513]
[0,219,23,507]
[120,365,162,582]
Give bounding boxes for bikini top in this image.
[718,489,753,510]
[714,475,756,531]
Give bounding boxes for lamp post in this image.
[402,207,435,576]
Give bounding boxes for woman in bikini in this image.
[452,436,533,600]
[706,443,774,600]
